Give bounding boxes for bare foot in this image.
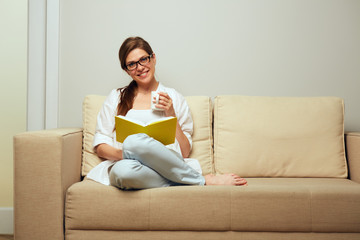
[204,173,247,186]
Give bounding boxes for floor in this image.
[0,235,13,240]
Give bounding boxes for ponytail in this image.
[117,80,137,116]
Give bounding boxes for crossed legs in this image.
[109,133,247,190]
[109,133,205,190]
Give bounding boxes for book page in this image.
[147,116,176,126]
[116,115,146,127]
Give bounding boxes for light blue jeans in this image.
[109,133,206,190]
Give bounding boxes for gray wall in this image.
[59,0,360,131]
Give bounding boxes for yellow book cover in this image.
[115,115,177,145]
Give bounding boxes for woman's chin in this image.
[134,76,156,86]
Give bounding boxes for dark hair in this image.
[117,37,154,116]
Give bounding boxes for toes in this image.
[235,178,247,185]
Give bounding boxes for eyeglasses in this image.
[125,54,153,71]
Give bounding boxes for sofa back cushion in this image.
[213,96,347,178]
[185,96,214,175]
[82,95,106,176]
[82,95,213,176]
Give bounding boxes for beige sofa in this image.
[14,95,360,240]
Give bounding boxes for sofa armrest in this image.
[345,132,360,183]
[14,128,83,240]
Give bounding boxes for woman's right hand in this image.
[95,143,123,161]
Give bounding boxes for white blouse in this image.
[87,82,202,185]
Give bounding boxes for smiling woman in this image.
[86,36,247,190]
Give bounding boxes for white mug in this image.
[151,91,164,111]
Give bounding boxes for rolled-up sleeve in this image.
[93,89,120,149]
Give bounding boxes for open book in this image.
[115,115,177,145]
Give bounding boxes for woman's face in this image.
[125,48,156,86]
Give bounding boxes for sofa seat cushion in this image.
[65,179,360,233]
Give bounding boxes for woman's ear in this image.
[152,53,156,65]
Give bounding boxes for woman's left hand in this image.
[155,92,176,117]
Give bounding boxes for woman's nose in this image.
[136,64,145,71]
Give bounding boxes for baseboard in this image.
[0,207,13,234]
